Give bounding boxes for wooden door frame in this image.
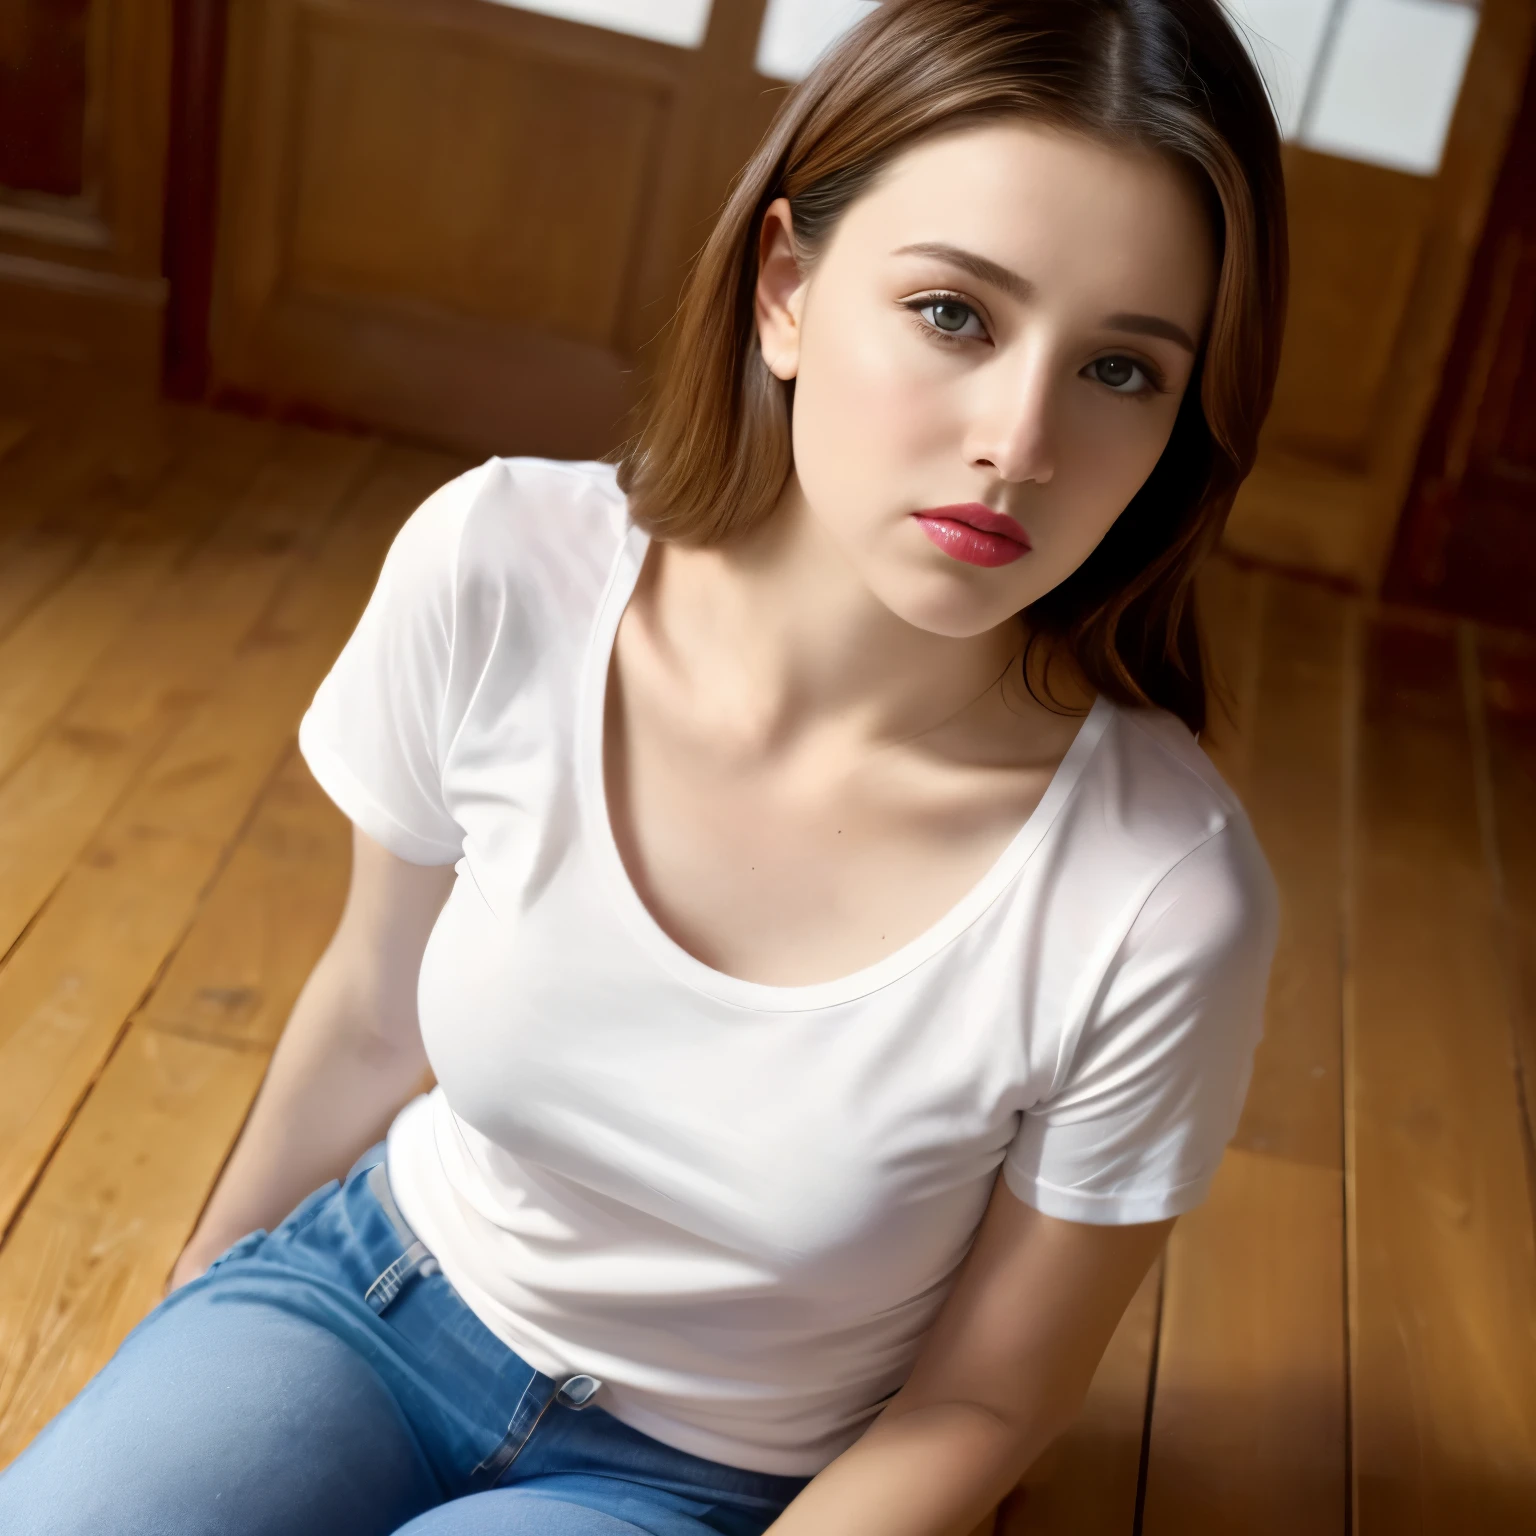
[163,0,231,398]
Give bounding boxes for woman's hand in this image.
[763,1179,1173,1536]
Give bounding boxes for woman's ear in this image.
[755,197,806,381]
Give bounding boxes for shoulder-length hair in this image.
[616,0,1288,735]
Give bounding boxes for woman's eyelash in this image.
[901,292,986,344]
[900,298,1172,392]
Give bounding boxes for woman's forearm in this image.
[170,946,429,1285]
[764,1399,1055,1536]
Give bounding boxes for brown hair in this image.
[616,0,1288,734]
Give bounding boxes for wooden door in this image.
[209,0,785,459]
[0,0,173,384]
[1385,50,1536,629]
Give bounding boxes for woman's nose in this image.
[964,356,1057,486]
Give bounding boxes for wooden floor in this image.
[0,371,1533,1532]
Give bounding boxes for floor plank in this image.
[0,398,177,644]
[0,427,375,964]
[0,411,274,786]
[1350,613,1536,1532]
[0,1026,269,1466]
[135,749,353,1053]
[0,750,354,1465]
[0,447,462,1243]
[1142,573,1351,1532]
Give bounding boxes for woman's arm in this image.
[764,1179,1172,1536]
[168,826,455,1290]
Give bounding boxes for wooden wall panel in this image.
[288,10,667,349]
[0,0,172,384]
[211,0,772,460]
[0,0,93,195]
[1263,151,1435,468]
[1225,0,1536,590]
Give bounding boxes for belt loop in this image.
[363,1162,439,1315]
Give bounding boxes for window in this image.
[1227,0,1480,175]
[755,0,877,82]
[479,0,713,49]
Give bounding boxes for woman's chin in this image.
[865,566,1035,640]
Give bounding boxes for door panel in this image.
[287,11,668,348]
[211,0,773,458]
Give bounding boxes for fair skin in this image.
[173,121,1216,1535]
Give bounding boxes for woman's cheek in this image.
[795,322,940,492]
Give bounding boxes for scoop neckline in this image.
[575,520,1114,1014]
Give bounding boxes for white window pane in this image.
[1302,0,1478,175]
[480,0,713,49]
[1221,0,1335,139]
[756,0,878,82]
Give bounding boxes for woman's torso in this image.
[296,456,1276,1476]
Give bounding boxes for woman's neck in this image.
[634,478,1043,760]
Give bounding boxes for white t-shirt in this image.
[298,457,1278,1477]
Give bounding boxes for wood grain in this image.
[1474,629,1536,1211]
[1265,150,1434,468]
[1139,573,1350,1532]
[209,0,776,456]
[0,749,357,1466]
[1350,613,1536,1532]
[0,1026,269,1467]
[135,748,352,1052]
[0,447,460,1240]
[0,0,177,387]
[0,411,273,785]
[0,427,373,961]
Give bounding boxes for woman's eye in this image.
[914,299,985,340]
[1090,356,1151,393]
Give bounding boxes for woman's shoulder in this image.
[375,455,630,649]
[398,455,628,577]
[1068,699,1272,914]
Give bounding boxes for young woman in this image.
[0,1,1286,1531]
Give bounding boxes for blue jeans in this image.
[0,1147,810,1535]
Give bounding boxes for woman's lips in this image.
[912,503,1031,568]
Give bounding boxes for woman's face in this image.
[755,121,1219,640]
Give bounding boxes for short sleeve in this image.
[1003,820,1278,1225]
[297,466,487,865]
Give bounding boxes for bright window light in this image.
[755,0,878,82]
[1221,0,1336,139]
[478,0,713,49]
[1303,0,1479,176]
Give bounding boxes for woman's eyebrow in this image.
[894,241,1198,353]
[894,241,1034,303]
[1103,312,1198,353]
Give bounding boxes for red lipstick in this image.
[912,503,1031,568]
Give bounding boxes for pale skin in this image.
[173,121,1218,1534]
